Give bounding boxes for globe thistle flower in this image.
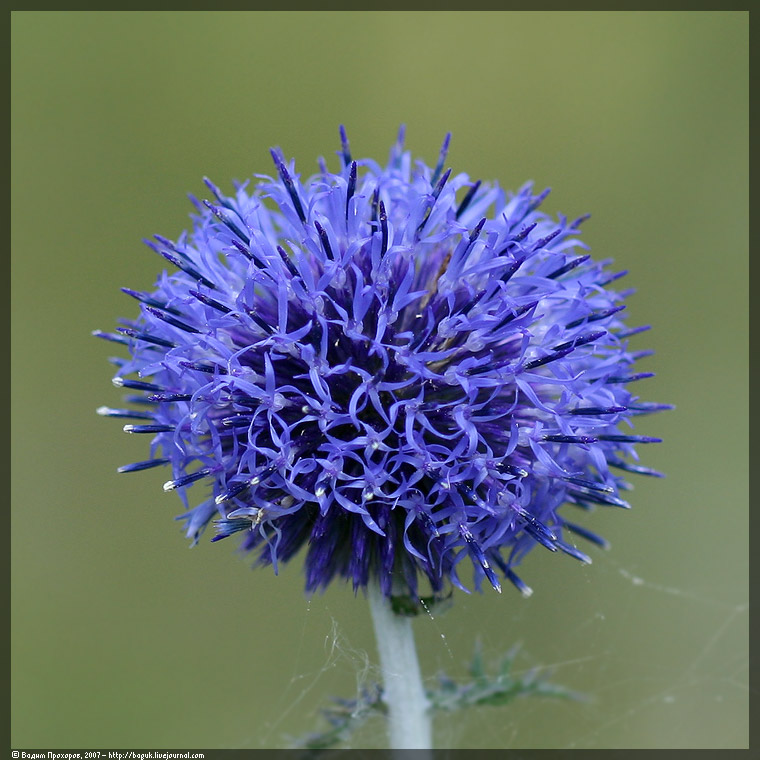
[98,127,666,601]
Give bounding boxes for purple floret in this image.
[99,127,666,599]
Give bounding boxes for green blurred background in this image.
[11,11,747,750]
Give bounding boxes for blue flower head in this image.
[98,127,667,599]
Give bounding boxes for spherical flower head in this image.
[98,127,667,599]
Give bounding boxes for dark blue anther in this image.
[152,235,193,263]
[468,217,486,244]
[270,148,306,224]
[510,222,537,244]
[145,307,201,334]
[229,238,252,260]
[523,522,558,552]
[525,187,551,215]
[202,177,234,211]
[523,346,574,370]
[276,244,302,275]
[253,463,279,484]
[216,464,279,503]
[568,405,627,416]
[495,462,530,478]
[178,360,227,375]
[617,325,651,339]
[228,239,268,271]
[123,424,175,434]
[456,180,481,220]
[117,458,171,474]
[189,290,233,314]
[570,213,591,228]
[164,468,213,491]
[531,227,562,252]
[246,309,273,334]
[417,168,452,234]
[547,254,590,280]
[455,482,481,505]
[221,414,254,428]
[370,187,380,223]
[556,541,592,564]
[431,132,451,186]
[202,200,251,245]
[379,201,388,256]
[154,248,217,290]
[432,167,452,201]
[561,476,614,493]
[568,488,630,509]
[515,510,557,543]
[459,288,488,318]
[489,552,532,596]
[313,221,334,261]
[112,377,164,392]
[498,256,527,284]
[215,480,253,503]
[492,300,540,333]
[606,372,655,384]
[460,526,502,592]
[148,393,192,402]
[120,288,182,316]
[542,434,599,444]
[550,330,607,354]
[566,304,626,330]
[116,327,176,349]
[92,330,130,346]
[346,161,357,220]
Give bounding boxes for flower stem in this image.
[367,580,432,750]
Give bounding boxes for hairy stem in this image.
[367,580,433,750]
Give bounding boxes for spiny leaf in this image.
[293,644,582,749]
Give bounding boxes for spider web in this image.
[228,547,747,750]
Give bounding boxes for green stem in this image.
[367,580,432,750]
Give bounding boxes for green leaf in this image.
[293,643,583,749]
[427,644,582,713]
[292,685,385,750]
